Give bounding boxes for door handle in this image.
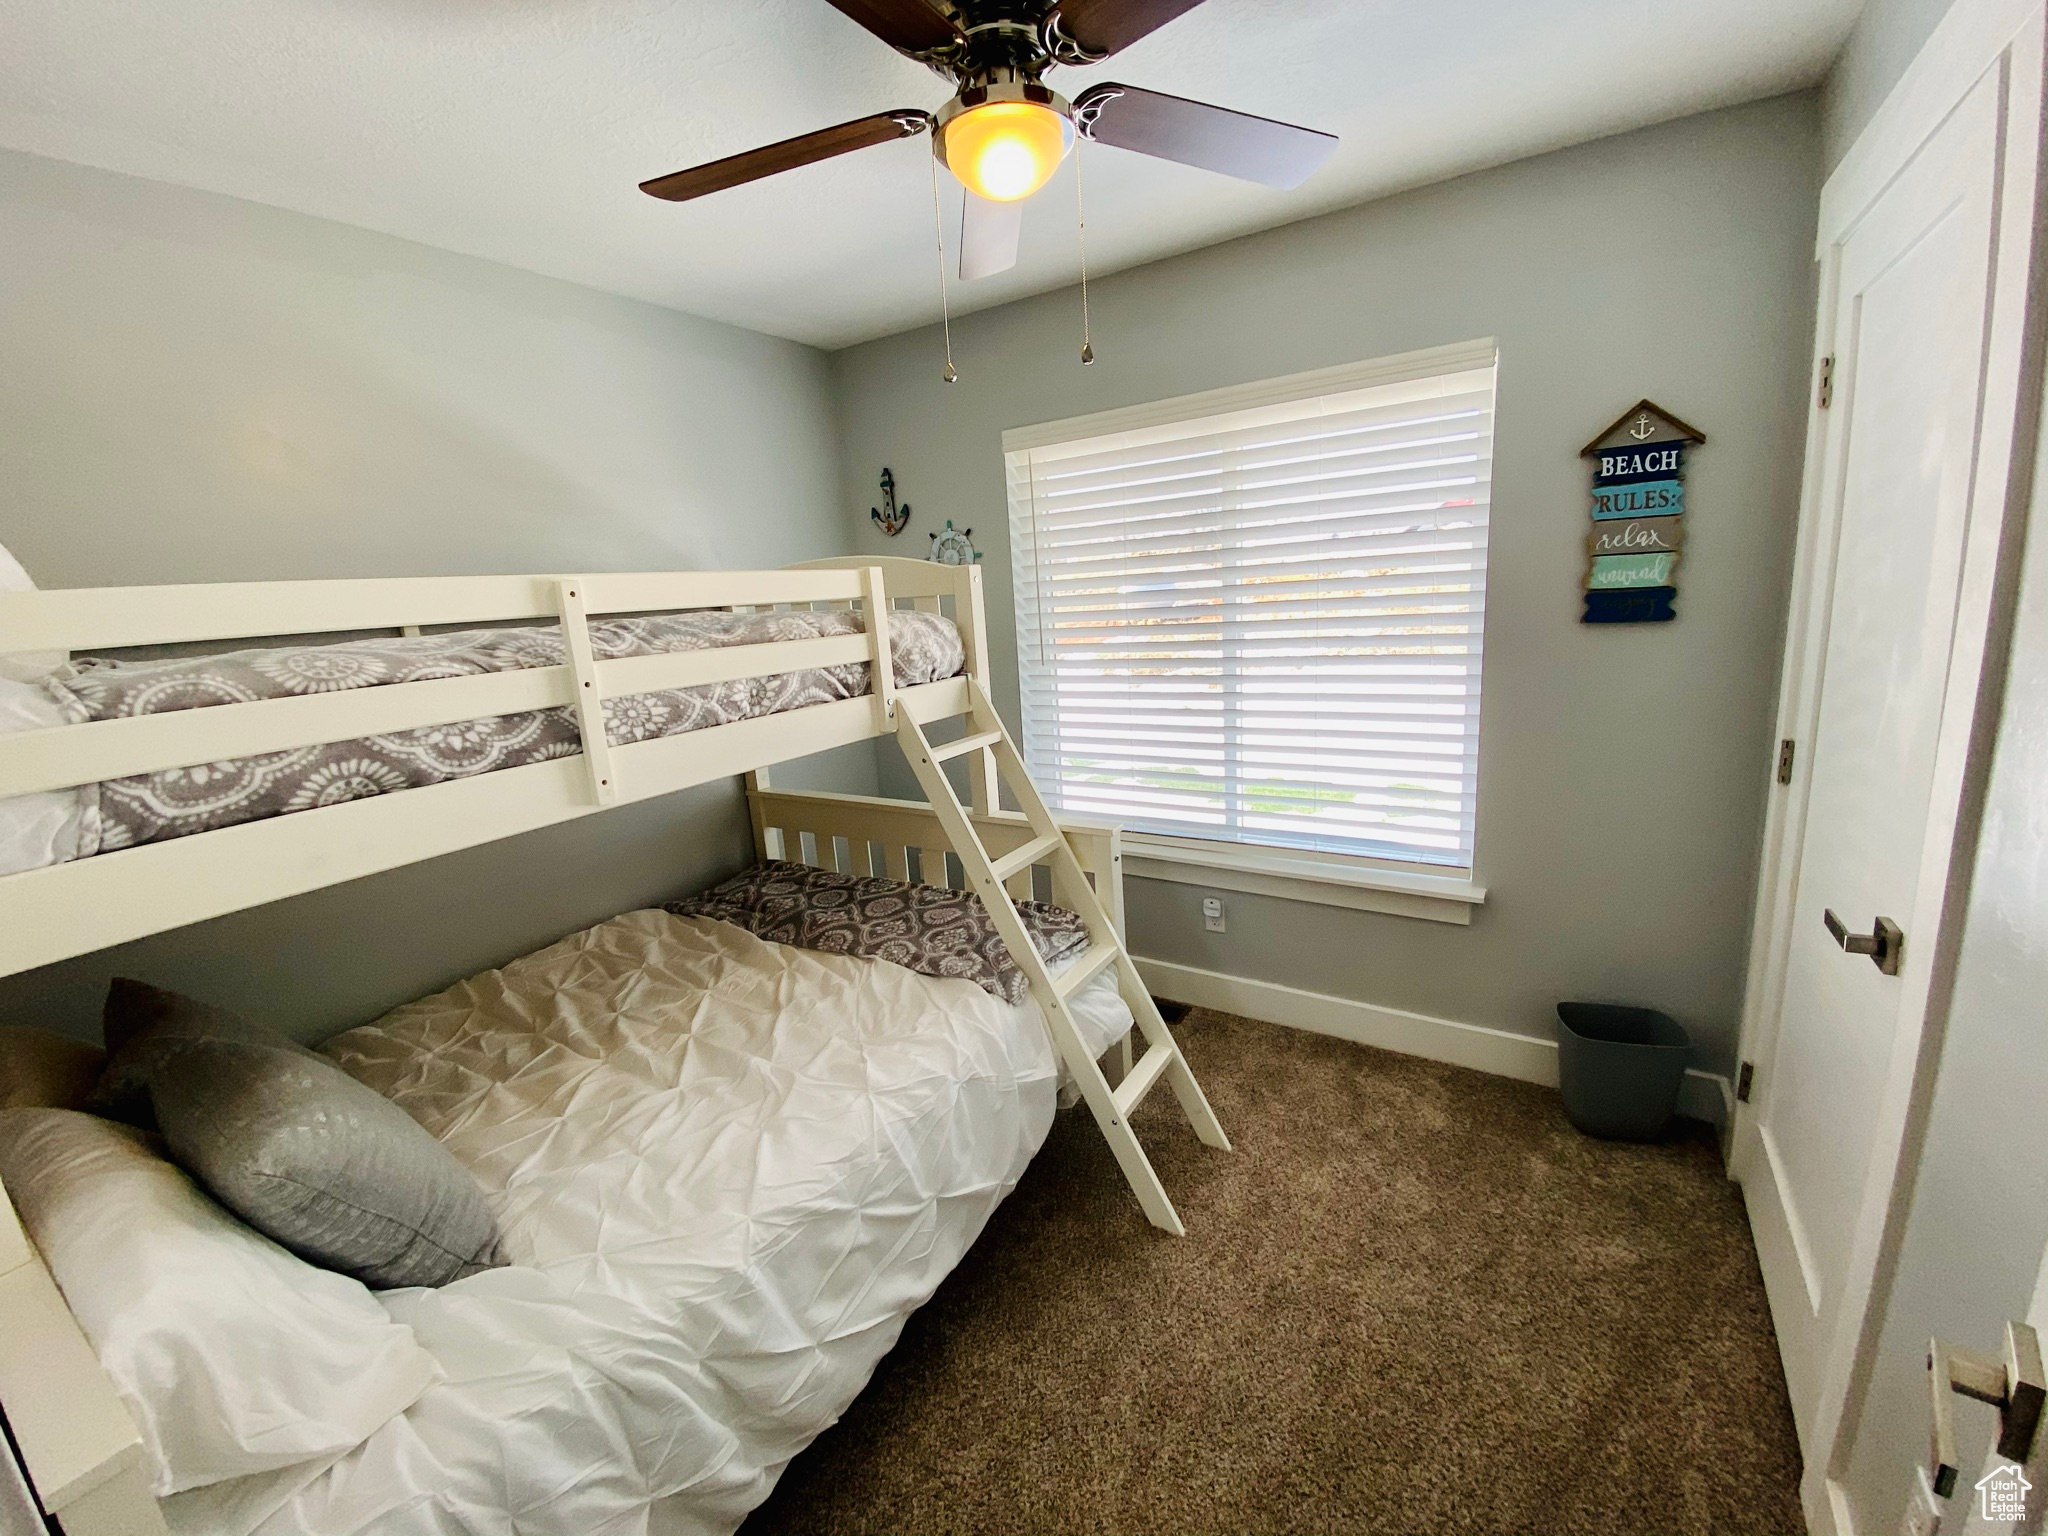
[1927,1323,2045,1496]
[1823,910,1905,976]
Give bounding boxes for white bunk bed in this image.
[0,556,1228,1536]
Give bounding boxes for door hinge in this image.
[1736,1061,1755,1103]
[1818,355,1835,410]
[1777,738,1796,785]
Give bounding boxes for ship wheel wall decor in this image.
[928,520,981,565]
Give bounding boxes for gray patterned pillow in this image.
[90,977,323,1128]
[148,1038,507,1290]
[88,981,505,1289]
[667,860,1091,1005]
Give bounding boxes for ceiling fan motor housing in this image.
[901,4,1092,76]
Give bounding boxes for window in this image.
[1005,341,1496,895]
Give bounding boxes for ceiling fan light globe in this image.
[973,139,1045,200]
[943,101,1073,202]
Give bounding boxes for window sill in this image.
[1120,836,1486,926]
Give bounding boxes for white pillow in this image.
[0,539,65,683]
[0,1109,443,1496]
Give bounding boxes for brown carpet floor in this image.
[743,1009,1803,1536]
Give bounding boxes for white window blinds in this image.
[1006,346,1495,872]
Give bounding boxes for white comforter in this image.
[165,910,1131,1536]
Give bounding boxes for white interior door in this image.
[1741,70,2002,1435]
[1729,5,2047,1529]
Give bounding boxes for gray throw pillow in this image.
[88,980,506,1289]
[90,977,323,1129]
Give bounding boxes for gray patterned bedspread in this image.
[667,860,1091,1004]
[41,609,963,856]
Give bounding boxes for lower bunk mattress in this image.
[166,908,1133,1536]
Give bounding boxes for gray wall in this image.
[1823,0,1960,168]
[0,147,864,1043]
[832,94,1821,1079]
[1839,410,2048,1529]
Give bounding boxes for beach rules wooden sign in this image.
[1579,400,1706,624]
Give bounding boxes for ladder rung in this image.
[929,728,1003,764]
[1056,941,1121,999]
[990,832,1063,883]
[1113,1042,1176,1117]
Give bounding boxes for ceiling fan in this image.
[639,0,1339,282]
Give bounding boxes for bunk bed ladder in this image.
[896,678,1230,1235]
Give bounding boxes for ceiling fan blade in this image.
[821,0,961,56]
[1073,83,1336,188]
[1048,0,1209,60]
[959,193,1022,281]
[640,110,931,202]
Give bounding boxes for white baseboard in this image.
[1134,956,1734,1132]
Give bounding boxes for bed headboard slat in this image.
[747,787,1124,939]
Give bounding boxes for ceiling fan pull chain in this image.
[1076,136,1095,366]
[929,154,959,385]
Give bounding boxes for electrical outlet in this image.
[1201,895,1226,933]
[1902,1464,1947,1536]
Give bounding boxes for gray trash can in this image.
[1555,1003,1692,1140]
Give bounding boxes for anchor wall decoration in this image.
[871,468,910,537]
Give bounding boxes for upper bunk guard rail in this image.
[0,632,881,802]
[554,579,619,805]
[0,569,870,655]
[0,559,983,980]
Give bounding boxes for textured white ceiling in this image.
[0,0,1861,348]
